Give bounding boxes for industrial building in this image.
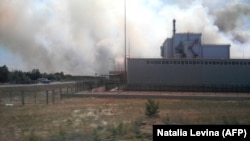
[127,20,250,92]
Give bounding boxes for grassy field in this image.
[0,97,250,141]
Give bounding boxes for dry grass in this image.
[0,98,250,141]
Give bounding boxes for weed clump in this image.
[145,99,159,118]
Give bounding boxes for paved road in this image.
[0,81,76,88]
[0,81,77,92]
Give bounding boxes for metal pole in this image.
[124,0,127,82]
[21,91,25,106]
[34,92,37,104]
[60,88,62,101]
[46,90,48,105]
[76,82,78,92]
[81,81,83,91]
[52,90,55,104]
[9,91,12,103]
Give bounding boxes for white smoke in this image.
[0,0,249,75]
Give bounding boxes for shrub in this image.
[145,99,159,118]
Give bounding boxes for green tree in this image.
[0,65,9,83]
[145,99,159,118]
[9,70,30,84]
[30,69,41,80]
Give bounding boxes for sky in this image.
[0,0,250,75]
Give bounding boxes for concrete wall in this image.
[128,58,250,87]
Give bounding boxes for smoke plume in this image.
[0,0,249,75]
[214,3,250,43]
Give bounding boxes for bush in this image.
[145,99,159,118]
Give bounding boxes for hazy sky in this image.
[0,0,249,75]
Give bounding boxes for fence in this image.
[0,87,79,106]
[0,80,110,106]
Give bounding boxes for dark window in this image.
[146,61,150,64]
[244,62,247,65]
[193,61,196,64]
[224,62,228,65]
[205,61,208,65]
[166,61,169,64]
[181,61,184,65]
[229,62,232,65]
[185,61,188,64]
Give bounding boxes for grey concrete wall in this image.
[128,58,250,87]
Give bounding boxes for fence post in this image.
[80,81,84,91]
[34,92,37,104]
[80,81,82,91]
[46,90,49,105]
[52,90,55,104]
[21,91,25,106]
[9,91,12,103]
[76,82,79,92]
[60,88,62,101]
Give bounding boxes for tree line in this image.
[0,65,72,84]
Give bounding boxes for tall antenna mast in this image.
[124,0,127,81]
[172,19,176,58]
